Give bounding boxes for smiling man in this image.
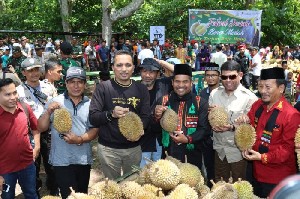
[236,67,300,198]
[154,64,209,170]
[209,60,257,183]
[89,50,151,180]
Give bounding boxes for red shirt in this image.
[0,102,38,175]
[248,97,300,184]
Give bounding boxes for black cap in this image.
[174,64,192,77]
[12,46,21,53]
[203,62,220,72]
[140,58,161,71]
[60,41,73,55]
[66,67,86,81]
[281,60,288,65]
[260,67,285,80]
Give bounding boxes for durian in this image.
[179,157,204,187]
[210,178,226,191]
[120,181,144,199]
[53,108,72,133]
[208,107,228,127]
[148,159,180,190]
[143,184,165,197]
[168,184,198,199]
[295,127,300,169]
[136,162,153,185]
[164,151,182,167]
[41,197,60,199]
[203,183,238,199]
[118,111,144,141]
[90,178,121,199]
[233,178,254,199]
[195,183,210,198]
[235,124,256,151]
[160,108,178,132]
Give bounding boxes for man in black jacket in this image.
[234,44,251,89]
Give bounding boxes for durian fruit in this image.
[233,178,254,199]
[210,178,226,191]
[160,108,178,132]
[203,183,238,199]
[164,151,182,167]
[235,124,256,151]
[120,181,145,199]
[90,178,121,199]
[41,197,61,199]
[208,107,228,127]
[179,157,204,187]
[195,183,210,199]
[118,111,144,141]
[136,162,153,185]
[148,159,181,190]
[294,127,300,169]
[143,184,165,197]
[168,184,198,199]
[53,108,72,133]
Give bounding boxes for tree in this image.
[59,0,72,41]
[101,0,144,45]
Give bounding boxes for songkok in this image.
[260,67,285,80]
[174,64,192,77]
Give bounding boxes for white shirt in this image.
[138,49,154,64]
[252,53,262,76]
[210,51,227,68]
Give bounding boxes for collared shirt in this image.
[251,53,262,76]
[45,93,94,166]
[248,97,300,184]
[209,84,258,163]
[0,102,37,175]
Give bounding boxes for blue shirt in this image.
[45,93,94,166]
[1,54,9,68]
[98,46,109,62]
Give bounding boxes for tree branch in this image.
[110,0,144,22]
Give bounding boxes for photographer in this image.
[0,58,22,86]
[6,46,27,81]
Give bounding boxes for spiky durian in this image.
[148,159,180,190]
[195,183,210,199]
[143,184,165,197]
[164,151,182,167]
[160,108,178,132]
[235,124,256,151]
[208,107,228,127]
[210,178,226,191]
[168,184,198,199]
[233,178,254,199]
[120,181,144,199]
[136,162,153,185]
[294,128,300,169]
[204,183,238,199]
[179,163,204,187]
[118,111,144,141]
[90,178,121,199]
[67,193,96,199]
[53,108,72,133]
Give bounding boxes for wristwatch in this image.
[106,110,113,122]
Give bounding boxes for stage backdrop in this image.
[188,10,262,46]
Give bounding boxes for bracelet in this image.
[77,136,83,146]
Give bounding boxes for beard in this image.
[141,80,155,88]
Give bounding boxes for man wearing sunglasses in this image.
[209,60,257,183]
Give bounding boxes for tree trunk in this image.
[59,0,72,42]
[101,0,144,46]
[245,0,255,9]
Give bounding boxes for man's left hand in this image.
[170,131,188,144]
[242,149,261,161]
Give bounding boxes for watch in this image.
[106,110,113,122]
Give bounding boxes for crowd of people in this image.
[0,34,300,199]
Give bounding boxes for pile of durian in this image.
[43,155,263,199]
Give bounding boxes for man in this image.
[57,41,79,94]
[33,44,46,77]
[209,60,257,182]
[0,57,21,86]
[292,45,300,60]
[71,37,83,67]
[20,36,32,58]
[89,50,151,180]
[236,67,300,198]
[152,38,162,60]
[223,44,233,60]
[250,46,262,91]
[38,67,98,199]
[137,42,154,66]
[234,44,251,89]
[210,44,227,69]
[85,40,99,71]
[122,39,133,52]
[98,40,109,71]
[154,64,210,169]
[199,62,220,186]
[139,58,173,167]
[0,78,39,199]
[174,42,186,63]
[6,46,27,81]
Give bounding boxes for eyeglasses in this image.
[221,74,238,80]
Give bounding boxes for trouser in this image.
[88,59,99,71]
[200,136,215,188]
[241,72,251,89]
[100,61,109,72]
[35,132,58,194]
[214,153,247,182]
[53,164,91,199]
[2,162,38,199]
[97,144,142,180]
[252,75,260,90]
[140,139,162,168]
[253,177,276,198]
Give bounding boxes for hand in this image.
[212,124,232,133]
[170,131,188,144]
[112,106,129,118]
[154,105,168,120]
[8,65,15,73]
[234,114,250,125]
[47,102,61,115]
[0,176,4,191]
[242,149,261,161]
[63,131,82,144]
[33,147,40,161]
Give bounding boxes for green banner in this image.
[189,10,262,45]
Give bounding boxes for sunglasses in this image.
[221,74,238,80]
